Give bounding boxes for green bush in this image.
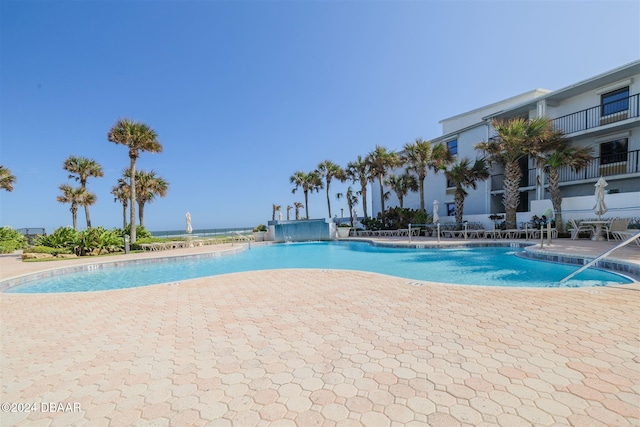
[23,246,73,256]
[36,226,77,248]
[0,226,27,253]
[35,226,124,256]
[361,208,433,231]
[114,224,152,240]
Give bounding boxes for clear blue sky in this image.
[1,0,638,233]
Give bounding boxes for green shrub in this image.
[114,224,152,240]
[36,226,77,248]
[23,246,73,256]
[0,226,27,253]
[253,224,268,232]
[35,226,124,256]
[362,208,433,231]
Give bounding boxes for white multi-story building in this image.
[372,60,640,226]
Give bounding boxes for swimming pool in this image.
[5,241,633,293]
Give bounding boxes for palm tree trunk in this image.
[84,204,92,228]
[419,178,425,212]
[138,201,145,228]
[502,162,522,227]
[378,175,385,214]
[326,185,332,218]
[122,202,127,229]
[398,195,404,209]
[129,157,137,243]
[71,206,78,230]
[360,184,368,218]
[304,190,309,219]
[455,190,464,224]
[548,169,564,233]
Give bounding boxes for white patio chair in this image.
[569,219,595,240]
[606,219,631,241]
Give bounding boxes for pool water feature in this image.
[5,241,633,293]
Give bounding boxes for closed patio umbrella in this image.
[432,200,440,224]
[186,212,193,234]
[592,177,608,219]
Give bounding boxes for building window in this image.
[446,203,455,217]
[446,178,455,188]
[446,139,458,156]
[601,87,629,116]
[600,138,628,165]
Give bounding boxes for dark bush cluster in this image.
[361,208,432,231]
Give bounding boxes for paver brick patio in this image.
[1,241,639,426]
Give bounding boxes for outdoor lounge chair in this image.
[606,219,631,241]
[570,219,595,240]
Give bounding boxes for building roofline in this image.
[438,89,551,124]
[482,60,640,120]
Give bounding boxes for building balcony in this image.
[490,149,640,192]
[550,93,639,135]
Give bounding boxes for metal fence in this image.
[551,93,639,134]
[490,150,640,191]
[17,228,46,245]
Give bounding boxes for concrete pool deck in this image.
[1,239,639,426]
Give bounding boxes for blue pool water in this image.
[5,242,632,293]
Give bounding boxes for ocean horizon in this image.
[150,226,254,238]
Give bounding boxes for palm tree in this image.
[345,156,371,218]
[286,205,292,220]
[316,160,345,218]
[294,202,304,220]
[57,184,95,230]
[444,158,490,224]
[475,117,558,226]
[0,165,16,192]
[402,139,451,212]
[336,186,359,226]
[539,143,593,233]
[132,170,169,228]
[290,171,323,219]
[272,204,281,221]
[108,119,162,242]
[111,178,130,229]
[63,156,103,228]
[384,174,418,209]
[365,146,399,215]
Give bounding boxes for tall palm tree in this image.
[108,119,162,242]
[539,143,593,233]
[336,186,359,225]
[475,117,558,226]
[63,156,103,228]
[384,174,418,209]
[444,158,490,224]
[294,202,304,220]
[57,184,95,230]
[272,204,281,221]
[111,178,130,229]
[286,205,292,220]
[365,145,399,215]
[316,160,345,218]
[345,156,371,218]
[0,165,16,192]
[402,139,451,212]
[133,170,169,228]
[290,171,323,219]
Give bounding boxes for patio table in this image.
[580,220,610,241]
